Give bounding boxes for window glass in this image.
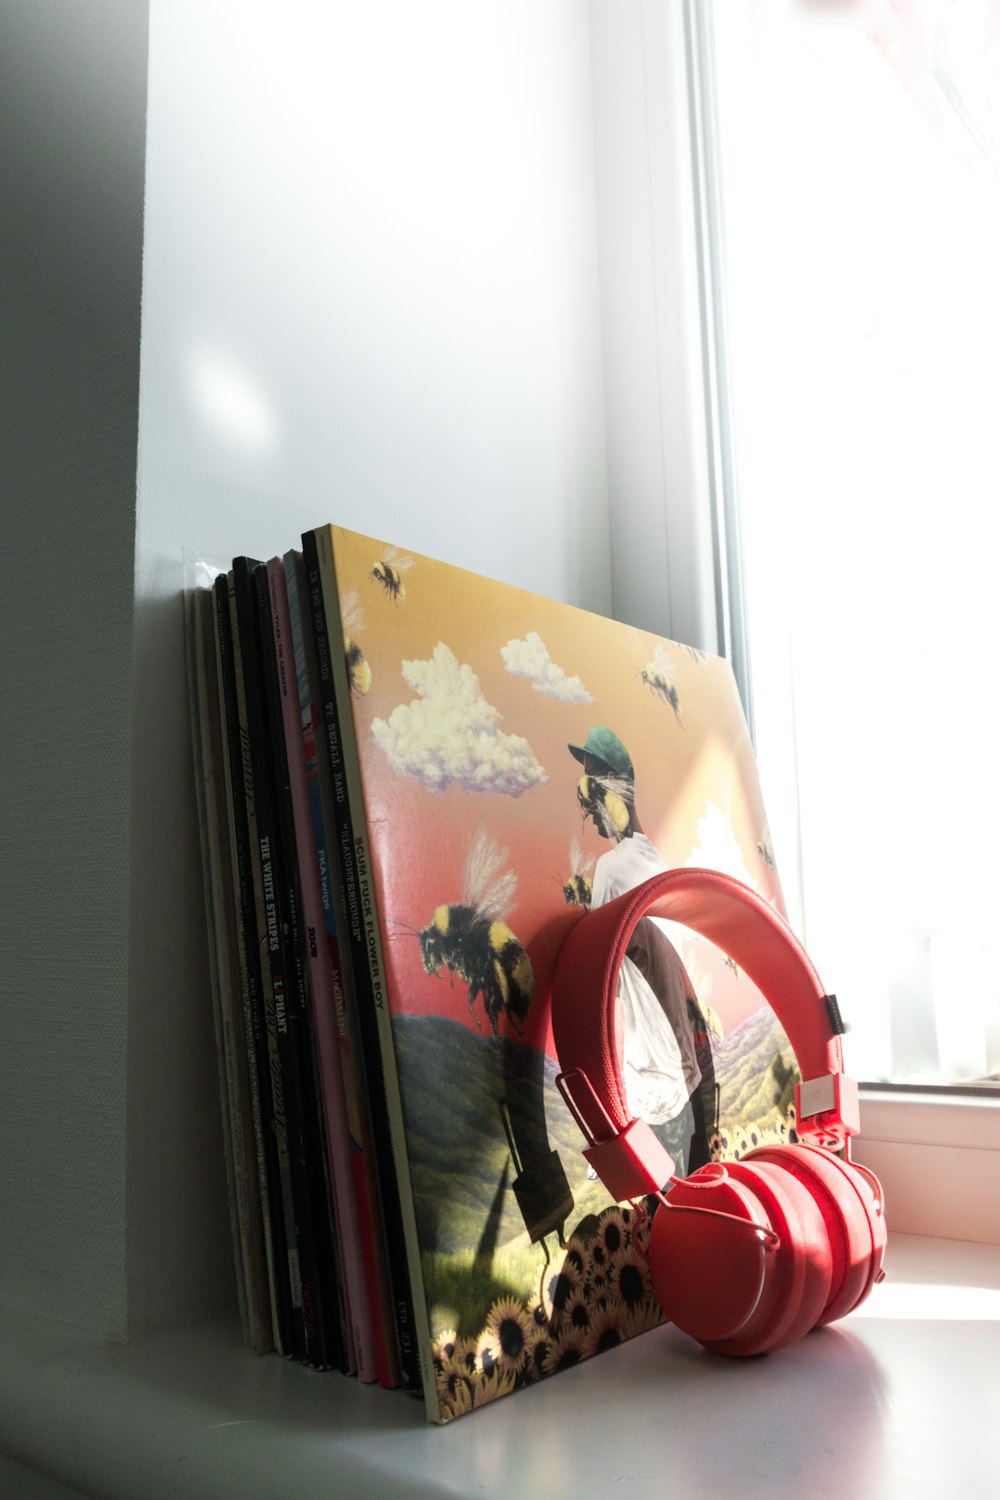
[710,0,1000,1084]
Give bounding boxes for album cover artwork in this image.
[314,523,798,1423]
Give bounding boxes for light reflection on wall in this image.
[189,345,278,453]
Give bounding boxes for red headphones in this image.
[551,867,886,1356]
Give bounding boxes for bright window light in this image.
[709,0,1000,1086]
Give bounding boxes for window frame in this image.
[589,0,999,1244]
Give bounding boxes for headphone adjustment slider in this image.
[795,1072,860,1147]
[556,1069,675,1201]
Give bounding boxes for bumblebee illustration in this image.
[640,645,683,725]
[577,771,634,841]
[369,544,414,602]
[340,590,371,695]
[418,829,533,1038]
[756,840,776,871]
[560,835,594,907]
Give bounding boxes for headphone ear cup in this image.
[744,1144,886,1326]
[714,1158,833,1353]
[646,1158,832,1357]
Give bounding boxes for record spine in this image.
[230,559,313,1363]
[212,572,290,1355]
[268,555,378,1379]
[304,525,430,1402]
[245,558,344,1370]
[284,550,391,1384]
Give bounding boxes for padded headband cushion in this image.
[550,867,845,1153]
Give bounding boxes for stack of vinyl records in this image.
[186,523,799,1423]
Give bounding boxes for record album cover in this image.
[310,524,798,1422]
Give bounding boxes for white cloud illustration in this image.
[500,631,592,703]
[685,800,758,888]
[371,642,548,796]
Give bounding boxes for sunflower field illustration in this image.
[430,1204,664,1420]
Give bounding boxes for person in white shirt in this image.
[568,726,712,1177]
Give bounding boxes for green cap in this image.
[567,726,634,780]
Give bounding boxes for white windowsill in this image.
[3,1232,1000,1500]
[856,1087,1000,1244]
[860,1086,1000,1146]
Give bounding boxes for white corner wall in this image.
[129,0,612,1331]
[0,0,149,1341]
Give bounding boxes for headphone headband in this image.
[551,868,860,1201]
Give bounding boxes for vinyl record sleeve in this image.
[305,523,799,1423]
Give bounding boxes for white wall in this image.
[0,0,148,1341]
[590,0,717,654]
[129,0,612,1331]
[1,0,710,1342]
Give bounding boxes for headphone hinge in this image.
[796,1072,860,1149]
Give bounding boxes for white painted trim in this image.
[860,1089,1000,1150]
[589,0,717,653]
[855,1090,1000,1245]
